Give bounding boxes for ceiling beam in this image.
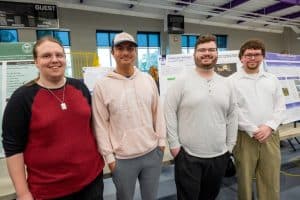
[281,11,300,19]
[280,0,300,5]
[236,2,295,24]
[206,0,250,19]
[176,0,196,7]
[253,2,294,15]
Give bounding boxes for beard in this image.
[194,56,217,70]
[246,64,259,70]
[243,62,260,73]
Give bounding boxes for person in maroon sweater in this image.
[2,36,105,200]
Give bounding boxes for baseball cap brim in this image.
[113,40,137,47]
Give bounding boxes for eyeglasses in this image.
[38,53,66,61]
[243,53,263,59]
[197,48,217,53]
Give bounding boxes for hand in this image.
[17,192,34,200]
[253,125,273,143]
[159,146,165,153]
[170,147,181,158]
[108,161,116,173]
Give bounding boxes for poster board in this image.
[265,53,300,123]
[0,42,37,157]
[158,51,241,101]
[0,61,38,157]
[82,67,113,93]
[158,51,300,125]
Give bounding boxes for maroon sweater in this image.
[2,78,104,199]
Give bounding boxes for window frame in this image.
[96,30,122,67]
[181,34,197,54]
[137,31,161,72]
[36,30,71,47]
[0,29,18,42]
[181,34,228,53]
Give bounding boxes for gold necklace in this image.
[38,78,67,110]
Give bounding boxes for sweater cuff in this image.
[105,153,115,164]
[265,121,277,131]
[158,138,166,147]
[169,140,181,149]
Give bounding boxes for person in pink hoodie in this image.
[92,32,166,200]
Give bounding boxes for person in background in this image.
[148,65,160,93]
[2,36,104,200]
[164,34,238,200]
[230,39,285,200]
[92,32,166,200]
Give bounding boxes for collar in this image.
[194,67,218,81]
[237,67,268,80]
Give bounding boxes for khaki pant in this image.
[233,130,281,200]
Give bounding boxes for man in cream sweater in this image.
[92,32,166,200]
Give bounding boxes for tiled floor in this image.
[104,139,300,200]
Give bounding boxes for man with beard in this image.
[164,34,238,200]
[230,39,285,200]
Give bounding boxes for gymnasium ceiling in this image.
[12,0,300,34]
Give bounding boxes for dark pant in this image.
[174,148,229,200]
[54,172,104,200]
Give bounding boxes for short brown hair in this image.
[239,39,265,59]
[194,34,217,52]
[33,36,64,60]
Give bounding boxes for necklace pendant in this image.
[61,103,67,110]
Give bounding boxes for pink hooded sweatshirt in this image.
[92,67,166,164]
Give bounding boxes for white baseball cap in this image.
[113,32,137,47]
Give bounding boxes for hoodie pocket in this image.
[116,126,158,157]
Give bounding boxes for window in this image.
[96,30,121,67]
[0,29,18,42]
[137,32,160,72]
[37,30,70,46]
[215,34,227,51]
[181,34,228,53]
[36,30,72,77]
[181,35,197,54]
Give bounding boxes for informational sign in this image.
[0,42,34,60]
[0,42,38,157]
[158,51,241,101]
[5,61,38,98]
[0,61,38,157]
[265,53,300,123]
[0,1,58,28]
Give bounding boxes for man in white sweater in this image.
[230,39,285,200]
[164,34,238,200]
